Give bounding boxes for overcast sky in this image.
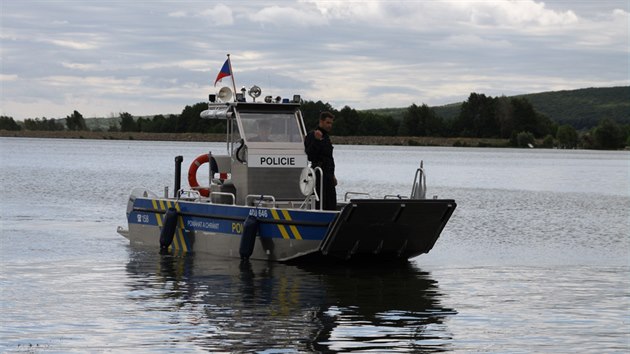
[1,0,628,120]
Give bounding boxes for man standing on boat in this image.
[304,111,337,210]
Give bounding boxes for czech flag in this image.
[214,58,232,86]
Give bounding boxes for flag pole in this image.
[227,54,238,102]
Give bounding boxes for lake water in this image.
[1,137,628,353]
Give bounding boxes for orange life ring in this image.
[188,154,217,197]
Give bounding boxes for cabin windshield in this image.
[239,112,304,143]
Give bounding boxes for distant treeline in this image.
[2,89,628,150]
[301,95,628,149]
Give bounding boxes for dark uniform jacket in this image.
[304,127,335,178]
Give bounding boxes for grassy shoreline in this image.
[0,129,510,147]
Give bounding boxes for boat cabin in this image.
[199,87,311,206]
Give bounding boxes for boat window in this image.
[240,112,303,143]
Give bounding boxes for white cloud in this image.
[306,0,579,32]
[137,60,213,71]
[48,39,98,50]
[440,34,513,49]
[0,74,19,81]
[248,5,324,26]
[308,0,383,21]
[46,75,142,90]
[168,10,187,18]
[61,62,99,71]
[459,0,578,27]
[199,4,234,26]
[167,4,234,25]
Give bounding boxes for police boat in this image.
[117,85,457,263]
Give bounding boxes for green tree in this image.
[137,114,167,132]
[452,93,553,139]
[161,114,179,133]
[511,98,553,138]
[592,118,624,149]
[495,96,514,138]
[418,103,443,136]
[542,134,555,148]
[334,106,361,136]
[0,116,21,131]
[556,124,578,148]
[511,98,538,136]
[24,118,41,130]
[401,103,443,136]
[178,102,223,133]
[400,103,420,136]
[119,112,138,132]
[66,110,87,131]
[300,100,336,132]
[513,131,535,148]
[24,117,63,130]
[455,93,498,137]
[358,112,398,136]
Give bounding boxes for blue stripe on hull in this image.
[128,198,336,242]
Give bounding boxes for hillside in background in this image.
[515,86,630,129]
[365,86,630,129]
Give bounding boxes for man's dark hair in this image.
[319,111,335,120]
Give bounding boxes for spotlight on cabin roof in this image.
[248,85,261,102]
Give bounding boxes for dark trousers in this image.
[316,175,337,210]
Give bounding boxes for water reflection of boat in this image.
[125,245,456,352]
[117,83,456,263]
